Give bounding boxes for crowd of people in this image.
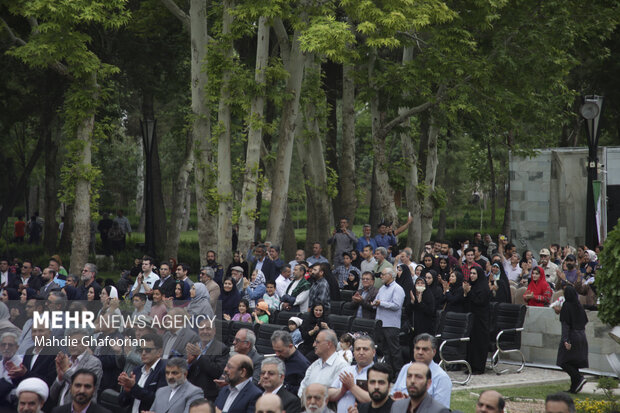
[0,219,602,412]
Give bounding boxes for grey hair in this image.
[271,330,293,346]
[382,267,395,278]
[376,247,388,257]
[240,328,256,347]
[201,266,215,278]
[354,335,376,350]
[166,357,188,372]
[402,248,412,259]
[303,384,328,405]
[0,332,18,342]
[262,357,286,376]
[49,290,67,303]
[85,263,97,275]
[363,224,371,229]
[414,333,438,350]
[321,329,338,348]
[67,274,80,284]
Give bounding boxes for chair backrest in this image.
[513,287,527,305]
[341,302,357,316]
[214,319,231,346]
[276,311,300,326]
[510,285,516,304]
[229,321,254,346]
[350,318,382,343]
[327,314,353,338]
[255,324,285,355]
[493,303,527,350]
[340,290,355,302]
[436,311,473,360]
[330,301,344,315]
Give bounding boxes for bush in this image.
[597,222,620,326]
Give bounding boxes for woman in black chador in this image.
[557,285,589,393]
[463,266,490,374]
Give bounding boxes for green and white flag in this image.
[593,180,602,243]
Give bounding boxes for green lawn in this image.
[451,381,611,413]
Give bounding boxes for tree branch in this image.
[1,17,27,46]
[160,0,191,31]
[273,18,290,65]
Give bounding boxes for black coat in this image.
[557,286,589,368]
[187,339,230,401]
[118,360,167,412]
[52,403,111,413]
[277,387,301,413]
[411,289,436,337]
[464,276,491,374]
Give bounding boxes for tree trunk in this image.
[265,30,305,246]
[283,204,297,260]
[215,0,235,267]
[43,119,60,252]
[296,56,333,253]
[334,63,357,224]
[58,204,73,251]
[322,61,340,224]
[420,116,439,244]
[502,132,514,236]
[487,140,496,227]
[190,0,217,266]
[238,16,270,257]
[181,190,191,231]
[369,52,398,231]
[135,134,145,231]
[165,132,194,260]
[69,76,97,274]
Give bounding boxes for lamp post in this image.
[141,119,156,259]
[579,95,603,248]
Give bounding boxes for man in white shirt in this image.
[328,336,375,413]
[275,265,292,299]
[360,245,377,275]
[539,248,560,289]
[298,330,348,398]
[288,250,306,271]
[131,257,160,298]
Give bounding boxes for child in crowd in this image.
[288,316,303,346]
[338,333,354,364]
[253,301,270,324]
[263,281,280,313]
[225,299,252,322]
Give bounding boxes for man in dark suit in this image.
[389,363,449,413]
[252,245,276,283]
[118,333,167,412]
[214,354,262,413]
[351,271,379,318]
[17,326,60,387]
[187,318,229,401]
[258,357,301,413]
[37,267,60,300]
[51,369,111,413]
[153,262,176,299]
[270,331,310,395]
[0,258,18,290]
[162,308,200,359]
[149,358,203,413]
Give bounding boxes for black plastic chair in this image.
[350,318,382,343]
[276,311,300,325]
[229,321,254,346]
[254,324,285,355]
[330,301,345,315]
[327,314,353,338]
[341,302,357,316]
[340,290,355,302]
[490,303,527,374]
[435,311,474,385]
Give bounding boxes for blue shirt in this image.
[307,255,329,266]
[356,236,378,253]
[390,360,452,408]
[374,234,397,249]
[374,281,405,328]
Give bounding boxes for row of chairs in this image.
[433,302,526,385]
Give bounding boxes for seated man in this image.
[215,354,262,413]
[545,392,573,413]
[0,332,23,404]
[49,329,103,408]
[303,383,334,413]
[149,358,203,413]
[51,369,111,413]
[298,330,348,398]
[118,333,167,412]
[259,357,301,413]
[162,308,199,359]
[476,390,505,413]
[389,363,449,413]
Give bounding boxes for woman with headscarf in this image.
[409,276,436,337]
[442,270,465,313]
[20,288,38,303]
[557,285,589,393]
[420,254,438,277]
[0,302,21,338]
[424,270,445,312]
[98,285,122,320]
[463,266,491,374]
[524,266,552,307]
[437,257,451,282]
[581,250,598,277]
[244,270,266,310]
[188,283,214,317]
[342,270,360,291]
[219,276,241,318]
[173,280,191,308]
[299,303,330,361]
[61,285,80,301]
[488,263,511,304]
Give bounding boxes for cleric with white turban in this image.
[16,377,48,413]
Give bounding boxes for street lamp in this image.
[141,119,156,259]
[579,95,603,248]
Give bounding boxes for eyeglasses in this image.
[0,343,16,348]
[137,347,156,353]
[232,338,248,344]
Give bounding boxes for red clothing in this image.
[14,220,26,237]
[525,266,552,307]
[461,262,482,281]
